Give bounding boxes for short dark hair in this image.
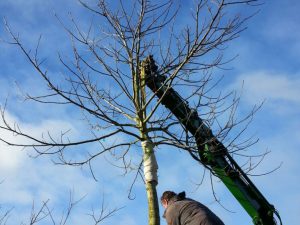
[160,190,176,202]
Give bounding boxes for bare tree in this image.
[0,1,263,225]
[0,191,120,225]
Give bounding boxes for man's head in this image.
[160,191,176,209]
[161,191,187,208]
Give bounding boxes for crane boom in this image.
[142,56,282,225]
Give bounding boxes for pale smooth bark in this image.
[138,61,160,225]
[142,140,160,225]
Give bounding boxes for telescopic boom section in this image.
[142,56,282,225]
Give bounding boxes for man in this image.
[161,191,225,225]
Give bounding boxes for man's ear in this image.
[162,199,168,208]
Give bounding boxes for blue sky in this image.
[0,1,300,225]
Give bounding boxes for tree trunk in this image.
[145,181,160,225]
[142,140,160,225]
[137,58,160,225]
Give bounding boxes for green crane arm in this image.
[142,56,282,225]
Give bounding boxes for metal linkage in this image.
[143,55,282,225]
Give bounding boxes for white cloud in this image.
[0,113,28,173]
[0,145,24,172]
[0,108,153,225]
[0,111,99,223]
[226,70,300,225]
[0,110,78,153]
[231,71,300,113]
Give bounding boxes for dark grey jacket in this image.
[163,195,225,225]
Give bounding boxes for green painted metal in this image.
[143,55,282,225]
[203,145,259,220]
